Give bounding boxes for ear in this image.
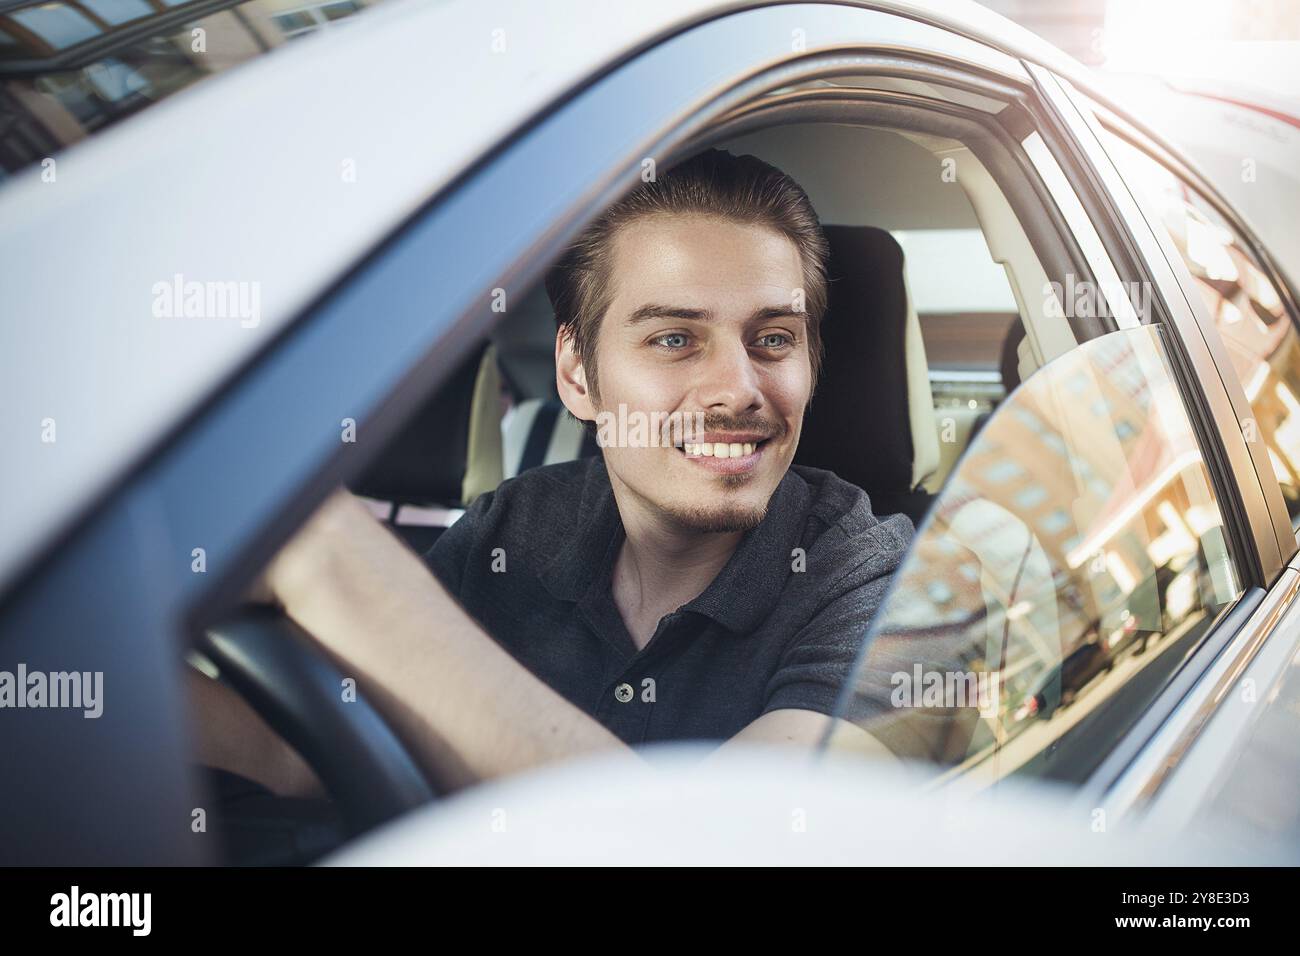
[555,327,596,423]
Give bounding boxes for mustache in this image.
[695,413,787,441]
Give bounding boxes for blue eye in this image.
[758,333,792,349]
[654,333,689,349]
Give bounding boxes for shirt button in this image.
[614,682,634,703]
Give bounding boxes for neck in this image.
[620,507,742,602]
[607,477,743,643]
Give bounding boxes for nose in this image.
[693,337,764,415]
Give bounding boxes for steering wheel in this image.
[199,606,436,838]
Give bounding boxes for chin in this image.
[661,465,782,533]
[664,498,769,534]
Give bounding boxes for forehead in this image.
[606,214,804,310]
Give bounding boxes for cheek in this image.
[600,349,689,413]
[762,359,813,419]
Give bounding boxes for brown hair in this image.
[544,148,830,399]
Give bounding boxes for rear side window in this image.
[834,326,1243,786]
[897,226,1023,495]
[1100,130,1300,531]
[896,226,1021,379]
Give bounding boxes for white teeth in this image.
[682,441,761,458]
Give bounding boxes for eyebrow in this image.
[625,304,805,325]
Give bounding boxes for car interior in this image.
[190,105,1091,863]
[353,121,1059,551]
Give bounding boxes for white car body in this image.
[1099,72,1300,285]
[3,0,1298,867]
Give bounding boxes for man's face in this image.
[558,213,813,534]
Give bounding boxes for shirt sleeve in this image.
[762,512,912,719]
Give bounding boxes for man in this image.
[193,149,913,795]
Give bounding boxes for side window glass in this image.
[1101,131,1300,530]
[835,326,1242,785]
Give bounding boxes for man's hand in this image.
[251,489,451,666]
[257,490,386,615]
[240,489,368,610]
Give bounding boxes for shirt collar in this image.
[536,457,622,602]
[538,457,811,636]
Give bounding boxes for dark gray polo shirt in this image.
[423,456,912,745]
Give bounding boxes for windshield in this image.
[833,325,1243,786]
[0,0,383,182]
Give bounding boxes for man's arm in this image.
[262,490,639,791]
[710,515,913,764]
[712,708,900,763]
[197,490,898,793]
[184,667,326,797]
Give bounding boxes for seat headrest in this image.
[795,225,938,497]
[350,342,488,506]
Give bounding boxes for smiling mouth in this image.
[679,440,763,458]
[673,437,774,475]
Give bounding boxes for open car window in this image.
[833,324,1243,786]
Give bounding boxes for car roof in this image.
[0,0,1085,595]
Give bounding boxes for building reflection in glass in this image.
[836,326,1242,786]
[1103,131,1300,528]
[0,0,379,180]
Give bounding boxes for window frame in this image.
[1022,71,1300,814]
